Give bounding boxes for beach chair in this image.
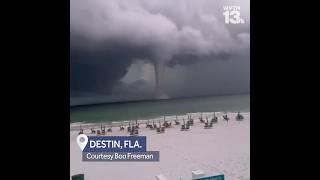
[211,116,218,123]
[188,119,194,126]
[236,112,244,121]
[99,124,105,135]
[209,122,213,127]
[148,123,154,129]
[130,129,134,136]
[162,121,167,127]
[90,128,96,134]
[150,121,157,130]
[146,120,153,128]
[205,121,213,129]
[78,127,84,135]
[101,129,105,135]
[199,113,205,123]
[174,115,180,125]
[205,117,212,128]
[185,124,190,130]
[181,119,189,131]
[188,115,194,125]
[189,114,194,122]
[163,121,171,128]
[78,125,84,135]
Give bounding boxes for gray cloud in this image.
[70,0,250,105]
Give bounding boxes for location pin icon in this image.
[77,134,88,151]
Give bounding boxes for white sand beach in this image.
[70,112,250,180]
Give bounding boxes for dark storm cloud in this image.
[70,0,250,104]
[162,54,250,97]
[70,36,154,96]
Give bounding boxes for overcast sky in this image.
[70,0,250,106]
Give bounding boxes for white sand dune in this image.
[70,112,250,180]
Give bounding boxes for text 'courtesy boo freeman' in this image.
[77,134,159,161]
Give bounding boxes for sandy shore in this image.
[70,112,250,180]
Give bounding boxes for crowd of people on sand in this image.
[78,112,245,136]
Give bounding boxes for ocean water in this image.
[70,94,249,123]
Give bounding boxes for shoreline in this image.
[70,94,250,123]
[70,111,248,130]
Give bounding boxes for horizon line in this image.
[70,92,250,108]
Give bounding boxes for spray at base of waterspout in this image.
[155,89,169,100]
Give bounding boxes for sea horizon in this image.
[70,93,250,123]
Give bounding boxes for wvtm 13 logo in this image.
[223,6,245,24]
